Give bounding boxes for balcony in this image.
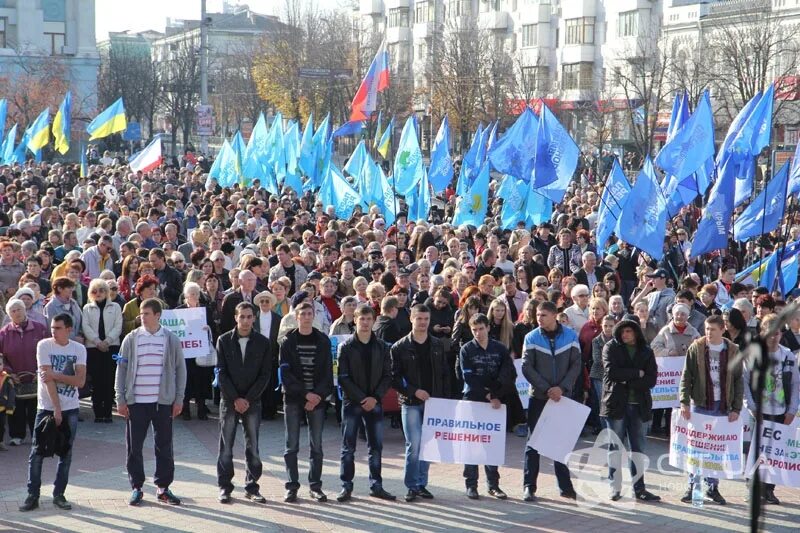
[561,44,596,64]
[359,0,384,16]
[387,26,412,43]
[479,11,509,30]
[519,3,551,24]
[413,21,438,40]
[385,0,410,8]
[560,0,596,17]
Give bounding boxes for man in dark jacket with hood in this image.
[336,304,395,502]
[601,317,660,502]
[373,296,402,344]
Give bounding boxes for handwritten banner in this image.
[159,307,209,359]
[669,411,744,478]
[652,357,684,409]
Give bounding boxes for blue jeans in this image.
[340,402,384,492]
[284,401,325,491]
[591,378,604,426]
[28,408,79,498]
[688,401,723,489]
[401,404,430,491]
[605,404,647,493]
[217,399,262,494]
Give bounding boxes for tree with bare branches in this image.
[156,38,201,154]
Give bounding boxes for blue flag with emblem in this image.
[452,163,490,227]
[327,163,362,220]
[690,155,740,258]
[393,116,424,196]
[428,115,453,194]
[497,175,527,230]
[616,157,668,260]
[733,160,790,241]
[532,104,580,189]
[596,159,631,255]
[488,107,537,182]
[655,91,715,182]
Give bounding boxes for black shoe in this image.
[336,489,351,502]
[94,417,104,423]
[404,489,419,502]
[197,410,209,421]
[218,489,232,504]
[52,494,72,510]
[610,491,622,501]
[157,489,181,505]
[680,489,693,504]
[763,490,781,505]
[182,409,191,421]
[103,417,113,424]
[466,487,479,500]
[488,487,507,500]
[369,487,396,501]
[129,489,144,506]
[560,490,577,500]
[245,491,266,503]
[19,494,39,512]
[523,487,536,502]
[635,490,661,502]
[705,487,726,505]
[284,489,298,503]
[309,489,327,502]
[417,487,434,499]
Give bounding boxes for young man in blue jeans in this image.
[20,313,86,512]
[679,315,743,505]
[390,303,451,502]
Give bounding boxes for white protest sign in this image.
[651,357,683,409]
[159,307,209,359]
[514,359,530,409]
[528,396,590,463]
[743,412,756,443]
[329,334,351,387]
[669,411,744,478]
[746,420,800,488]
[420,398,507,466]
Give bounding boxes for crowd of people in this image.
[0,153,797,512]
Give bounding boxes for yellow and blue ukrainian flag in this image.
[86,98,127,140]
[52,91,72,154]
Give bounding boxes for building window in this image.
[0,18,6,48]
[45,32,65,55]
[565,17,594,45]
[562,62,593,90]
[418,41,428,61]
[388,7,410,28]
[618,10,638,37]
[450,0,472,17]
[521,24,537,47]
[522,65,549,92]
[480,0,500,13]
[415,1,434,23]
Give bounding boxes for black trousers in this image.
[125,403,175,490]
[184,358,213,404]
[88,347,118,419]
[9,397,37,440]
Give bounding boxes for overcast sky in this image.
[95,0,351,41]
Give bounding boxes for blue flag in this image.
[332,120,363,138]
[452,163,490,227]
[616,157,668,260]
[372,161,397,226]
[690,155,740,257]
[485,121,499,155]
[407,169,431,222]
[789,139,800,197]
[393,116,424,196]
[283,120,303,194]
[596,159,632,255]
[532,104,580,189]
[428,116,453,194]
[733,160,790,241]
[298,113,315,178]
[11,127,31,164]
[655,91,715,182]
[488,107,537,182]
[328,163,362,220]
[456,123,486,196]
[525,186,552,227]
[0,99,7,147]
[497,175,527,230]
[242,113,270,188]
[208,139,237,188]
[344,140,368,180]
[266,113,286,184]
[731,86,773,206]
[0,123,16,164]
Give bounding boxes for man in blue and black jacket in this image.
[457,313,515,500]
[521,301,581,502]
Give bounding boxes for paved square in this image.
[1,402,799,532]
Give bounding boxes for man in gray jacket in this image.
[115,298,186,507]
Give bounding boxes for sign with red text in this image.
[159,308,209,359]
[420,398,507,465]
[652,357,684,409]
[669,412,744,478]
[746,421,800,488]
[528,397,590,463]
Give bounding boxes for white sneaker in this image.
[8,438,23,446]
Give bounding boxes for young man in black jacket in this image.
[279,301,333,503]
[457,313,515,500]
[215,302,272,504]
[601,318,660,502]
[391,303,451,502]
[336,304,395,502]
[373,295,402,344]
